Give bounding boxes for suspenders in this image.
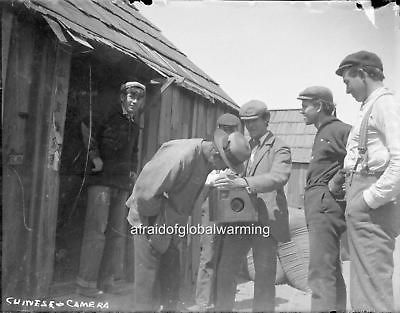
[349,91,393,185]
[352,104,373,175]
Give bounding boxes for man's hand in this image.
[213,177,248,189]
[91,156,103,172]
[359,193,371,210]
[328,169,346,199]
[127,201,143,228]
[328,179,346,197]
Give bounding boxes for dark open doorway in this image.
[50,49,159,295]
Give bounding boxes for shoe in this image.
[76,286,104,298]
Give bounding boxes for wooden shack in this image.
[269,109,316,208]
[2,0,238,301]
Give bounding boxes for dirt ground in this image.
[12,236,397,312]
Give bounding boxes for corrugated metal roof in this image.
[269,109,316,163]
[24,0,237,108]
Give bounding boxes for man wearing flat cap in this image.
[126,129,251,311]
[213,100,292,312]
[336,51,400,311]
[76,81,146,297]
[192,113,242,311]
[298,86,351,312]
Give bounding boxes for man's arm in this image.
[81,118,103,172]
[213,144,291,192]
[245,144,292,193]
[328,123,351,196]
[363,96,400,208]
[127,143,184,217]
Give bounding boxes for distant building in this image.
[269,109,317,209]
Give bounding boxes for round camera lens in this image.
[231,198,244,212]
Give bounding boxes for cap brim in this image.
[240,115,259,121]
[121,82,146,91]
[297,96,313,100]
[213,129,244,173]
[335,64,352,76]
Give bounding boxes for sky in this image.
[136,1,399,124]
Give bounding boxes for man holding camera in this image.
[213,100,292,312]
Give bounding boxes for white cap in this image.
[120,81,146,92]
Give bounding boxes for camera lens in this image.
[231,198,244,212]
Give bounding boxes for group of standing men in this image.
[300,50,400,313]
[75,50,399,313]
[192,50,400,313]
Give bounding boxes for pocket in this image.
[345,193,370,223]
[320,191,346,233]
[370,201,400,238]
[320,192,329,213]
[304,189,323,210]
[320,191,343,213]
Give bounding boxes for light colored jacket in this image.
[245,131,292,243]
[126,138,211,252]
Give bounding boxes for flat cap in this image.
[335,50,383,76]
[297,86,333,104]
[239,100,268,120]
[120,81,146,92]
[216,113,241,127]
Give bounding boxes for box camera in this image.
[209,187,258,223]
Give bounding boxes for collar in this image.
[318,115,339,130]
[121,105,136,122]
[255,130,274,147]
[361,86,387,110]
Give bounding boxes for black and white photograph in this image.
[2,0,400,312]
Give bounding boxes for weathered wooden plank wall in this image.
[2,12,71,298]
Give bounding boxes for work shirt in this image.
[344,87,400,208]
[126,139,211,227]
[246,132,268,176]
[306,116,351,189]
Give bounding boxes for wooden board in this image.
[3,14,72,298]
[158,86,173,144]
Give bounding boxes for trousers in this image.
[134,234,180,311]
[77,185,130,288]
[345,174,400,312]
[195,199,223,306]
[215,232,277,312]
[304,186,347,312]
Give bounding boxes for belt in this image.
[304,183,327,192]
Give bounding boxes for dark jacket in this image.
[83,105,140,190]
[306,116,351,190]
